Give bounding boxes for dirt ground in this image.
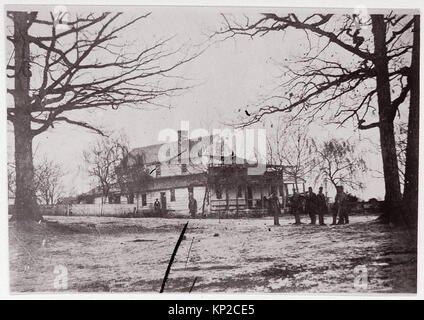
[9,213,417,294]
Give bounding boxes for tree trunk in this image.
[294,176,298,192]
[13,119,40,221]
[12,12,41,221]
[371,15,403,223]
[273,213,280,226]
[329,176,338,193]
[403,15,420,227]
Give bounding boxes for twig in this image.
[185,237,195,269]
[189,277,198,293]
[159,221,189,293]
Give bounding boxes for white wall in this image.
[136,186,206,215]
[146,162,206,178]
[93,196,102,204]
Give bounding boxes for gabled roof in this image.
[127,135,258,166]
[129,142,164,165]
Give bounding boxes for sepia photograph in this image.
[4,2,419,296]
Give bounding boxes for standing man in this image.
[334,186,348,225]
[263,196,269,213]
[316,187,328,225]
[305,187,317,225]
[188,193,197,218]
[154,198,161,216]
[269,192,281,226]
[290,188,301,225]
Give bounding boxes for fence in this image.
[69,204,138,217]
[210,199,270,218]
[9,204,139,217]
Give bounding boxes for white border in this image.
[0,0,422,300]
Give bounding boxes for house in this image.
[79,130,305,216]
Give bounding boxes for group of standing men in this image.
[289,185,350,225]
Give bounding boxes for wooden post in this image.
[235,185,239,217]
[235,168,239,217]
[244,183,248,209]
[281,166,285,210]
[260,180,264,209]
[225,183,229,214]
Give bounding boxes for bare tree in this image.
[116,149,153,207]
[34,157,64,205]
[267,117,316,191]
[6,10,200,221]
[312,138,367,192]
[83,137,126,207]
[217,12,418,223]
[402,15,419,227]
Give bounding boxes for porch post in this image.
[235,185,239,216]
[244,183,248,209]
[260,179,264,209]
[225,183,229,212]
[281,166,285,209]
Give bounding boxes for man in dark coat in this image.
[188,194,197,218]
[154,198,161,216]
[333,186,349,225]
[305,187,317,225]
[316,187,328,225]
[269,192,281,226]
[290,188,302,224]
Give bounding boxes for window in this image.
[160,192,166,208]
[155,164,161,177]
[237,185,243,198]
[197,138,203,157]
[128,194,134,204]
[181,163,187,174]
[216,185,222,199]
[141,194,147,206]
[170,189,176,202]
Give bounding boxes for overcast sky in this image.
[6,5,415,200]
